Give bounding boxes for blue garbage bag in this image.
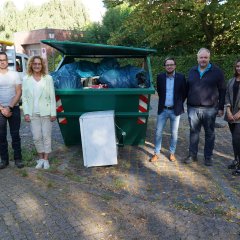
[97,58,120,75]
[51,63,82,89]
[76,60,98,78]
[99,65,149,88]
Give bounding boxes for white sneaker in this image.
[43,160,50,169]
[35,159,44,169]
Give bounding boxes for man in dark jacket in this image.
[185,48,226,166]
[150,57,187,162]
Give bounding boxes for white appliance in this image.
[79,110,118,167]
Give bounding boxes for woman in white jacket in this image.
[22,56,56,169]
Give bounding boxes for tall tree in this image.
[0,0,18,39]
[103,0,240,54]
[81,3,132,45]
[0,0,90,39]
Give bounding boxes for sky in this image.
[0,0,106,22]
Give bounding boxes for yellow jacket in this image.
[22,74,56,117]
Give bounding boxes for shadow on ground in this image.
[1,102,239,239]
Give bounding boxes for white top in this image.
[0,70,21,106]
[32,77,43,114]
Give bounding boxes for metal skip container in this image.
[41,40,156,146]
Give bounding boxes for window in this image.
[28,49,41,56]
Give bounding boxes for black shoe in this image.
[232,169,240,176]
[0,161,8,169]
[15,160,24,169]
[184,155,198,164]
[205,158,213,166]
[228,160,238,169]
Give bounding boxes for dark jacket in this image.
[156,72,187,116]
[224,77,240,123]
[187,64,226,110]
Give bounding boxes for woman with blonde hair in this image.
[22,56,56,169]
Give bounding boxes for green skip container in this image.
[42,40,156,146]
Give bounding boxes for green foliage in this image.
[48,52,62,72]
[103,0,240,55]
[0,0,90,40]
[80,22,109,44]
[81,3,134,45]
[21,146,38,167]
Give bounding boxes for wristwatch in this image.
[8,106,13,112]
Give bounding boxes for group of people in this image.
[0,52,56,170]
[150,48,240,176]
[0,48,239,174]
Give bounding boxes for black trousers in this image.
[0,106,22,163]
[228,122,240,162]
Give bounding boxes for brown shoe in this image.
[149,154,158,162]
[169,153,176,162]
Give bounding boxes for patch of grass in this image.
[212,206,227,216]
[36,172,44,181]
[172,202,205,215]
[64,170,86,183]
[48,165,59,174]
[48,157,61,173]
[69,157,84,168]
[22,147,37,167]
[195,194,214,204]
[35,172,56,188]
[120,161,131,170]
[224,206,240,221]
[146,184,153,192]
[231,185,240,198]
[50,157,61,166]
[100,193,113,201]
[8,145,37,167]
[47,181,55,188]
[18,169,28,177]
[211,194,226,203]
[113,177,127,190]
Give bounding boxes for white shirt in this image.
[32,77,43,114]
[0,70,22,106]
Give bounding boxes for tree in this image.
[81,3,133,45]
[0,0,90,39]
[103,0,240,55]
[0,0,18,39]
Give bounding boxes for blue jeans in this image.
[0,106,22,163]
[154,109,180,154]
[187,106,217,159]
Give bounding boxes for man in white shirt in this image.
[0,52,24,169]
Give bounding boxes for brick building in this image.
[14,28,83,70]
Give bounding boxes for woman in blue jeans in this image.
[224,59,240,175]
